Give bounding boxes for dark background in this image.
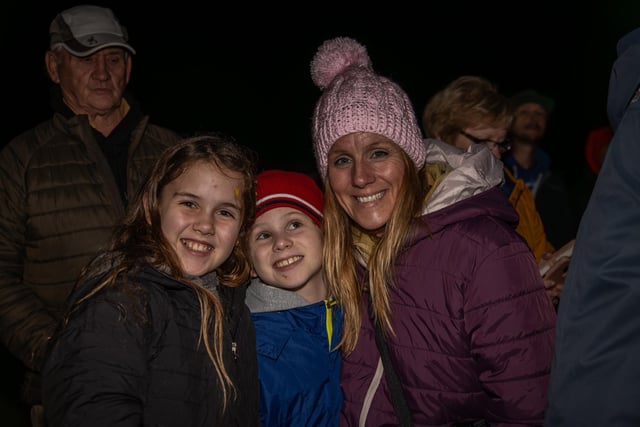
[1,1,640,424]
[3,1,640,174]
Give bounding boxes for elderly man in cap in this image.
[0,5,180,425]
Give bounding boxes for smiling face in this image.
[327,132,406,233]
[249,207,325,302]
[157,161,244,277]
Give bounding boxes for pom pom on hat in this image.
[255,170,324,227]
[310,36,426,180]
[310,37,372,89]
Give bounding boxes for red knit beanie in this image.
[255,170,324,227]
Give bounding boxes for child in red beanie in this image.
[244,169,342,427]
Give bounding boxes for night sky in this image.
[3,1,639,176]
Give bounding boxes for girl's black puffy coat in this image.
[42,262,260,427]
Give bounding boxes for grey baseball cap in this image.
[49,5,136,57]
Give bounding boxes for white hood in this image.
[422,138,504,214]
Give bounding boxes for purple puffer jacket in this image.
[340,187,556,427]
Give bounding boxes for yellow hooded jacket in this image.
[504,167,555,260]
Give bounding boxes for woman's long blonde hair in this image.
[69,133,256,409]
[323,151,428,354]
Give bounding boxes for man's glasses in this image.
[460,130,512,153]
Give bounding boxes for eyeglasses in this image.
[460,130,512,153]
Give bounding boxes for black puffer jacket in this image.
[0,111,180,377]
[42,261,261,427]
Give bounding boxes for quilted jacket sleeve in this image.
[0,137,58,371]
[466,240,556,424]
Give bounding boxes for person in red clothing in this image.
[585,125,613,175]
[309,36,555,426]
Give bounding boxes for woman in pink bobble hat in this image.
[310,36,556,427]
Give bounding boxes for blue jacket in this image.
[503,147,550,198]
[544,27,640,426]
[246,281,343,427]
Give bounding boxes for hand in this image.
[543,277,563,306]
[540,251,554,262]
[539,253,568,306]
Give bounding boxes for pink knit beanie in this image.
[310,37,426,179]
